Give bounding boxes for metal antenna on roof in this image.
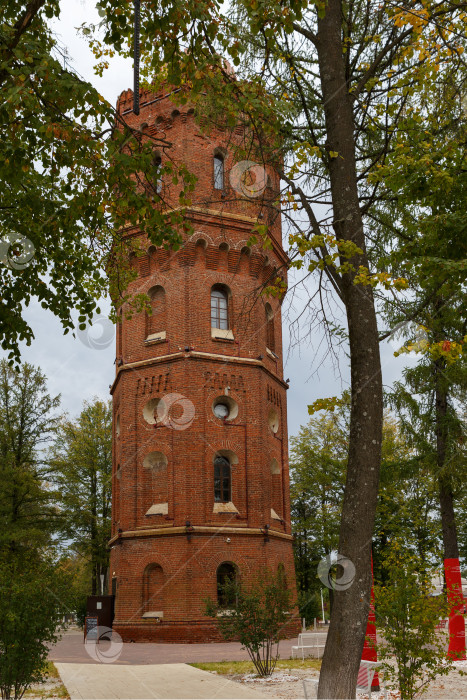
[133,0,140,115]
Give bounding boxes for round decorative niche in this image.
[268,408,279,434]
[270,458,280,474]
[142,398,162,425]
[212,396,239,422]
[116,415,120,437]
[143,451,168,472]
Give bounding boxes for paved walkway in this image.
[55,663,269,699]
[50,629,312,665]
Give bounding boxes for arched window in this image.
[211,286,229,330]
[147,285,166,336]
[214,154,224,190]
[214,455,231,502]
[278,562,288,589]
[154,154,162,194]
[217,562,237,607]
[142,563,164,614]
[265,303,275,352]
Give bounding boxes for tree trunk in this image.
[435,361,459,558]
[316,1,383,696]
[434,356,465,658]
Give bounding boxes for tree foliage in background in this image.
[372,58,467,570]
[0,552,72,700]
[49,399,112,595]
[58,553,93,628]
[0,359,60,551]
[0,1,195,364]
[373,413,441,581]
[0,359,71,700]
[205,568,293,677]
[290,400,347,619]
[290,403,442,602]
[374,541,452,700]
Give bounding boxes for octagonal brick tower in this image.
[109,85,300,642]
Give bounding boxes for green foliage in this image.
[49,399,112,595]
[0,2,195,364]
[205,568,294,677]
[0,359,71,698]
[0,359,60,552]
[290,402,439,595]
[374,541,452,700]
[58,554,92,628]
[0,551,72,700]
[297,589,321,624]
[91,0,467,298]
[290,404,347,606]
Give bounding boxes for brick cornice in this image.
[109,350,288,395]
[122,206,289,267]
[109,525,293,547]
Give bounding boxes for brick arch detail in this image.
[128,274,171,300]
[267,444,282,463]
[139,243,275,280]
[206,438,243,458]
[189,231,215,246]
[193,551,252,578]
[133,549,176,578]
[206,272,235,288]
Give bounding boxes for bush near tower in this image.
[205,568,294,677]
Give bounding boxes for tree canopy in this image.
[0,1,194,364]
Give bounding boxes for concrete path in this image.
[55,662,269,699]
[50,629,316,665]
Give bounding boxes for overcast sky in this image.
[6,1,417,438]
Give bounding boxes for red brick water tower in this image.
[109,84,299,642]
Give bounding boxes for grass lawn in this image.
[190,658,322,675]
[23,662,69,698]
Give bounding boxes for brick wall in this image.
[110,85,300,643]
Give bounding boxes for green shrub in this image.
[205,568,294,676]
[374,542,452,699]
[0,552,72,700]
